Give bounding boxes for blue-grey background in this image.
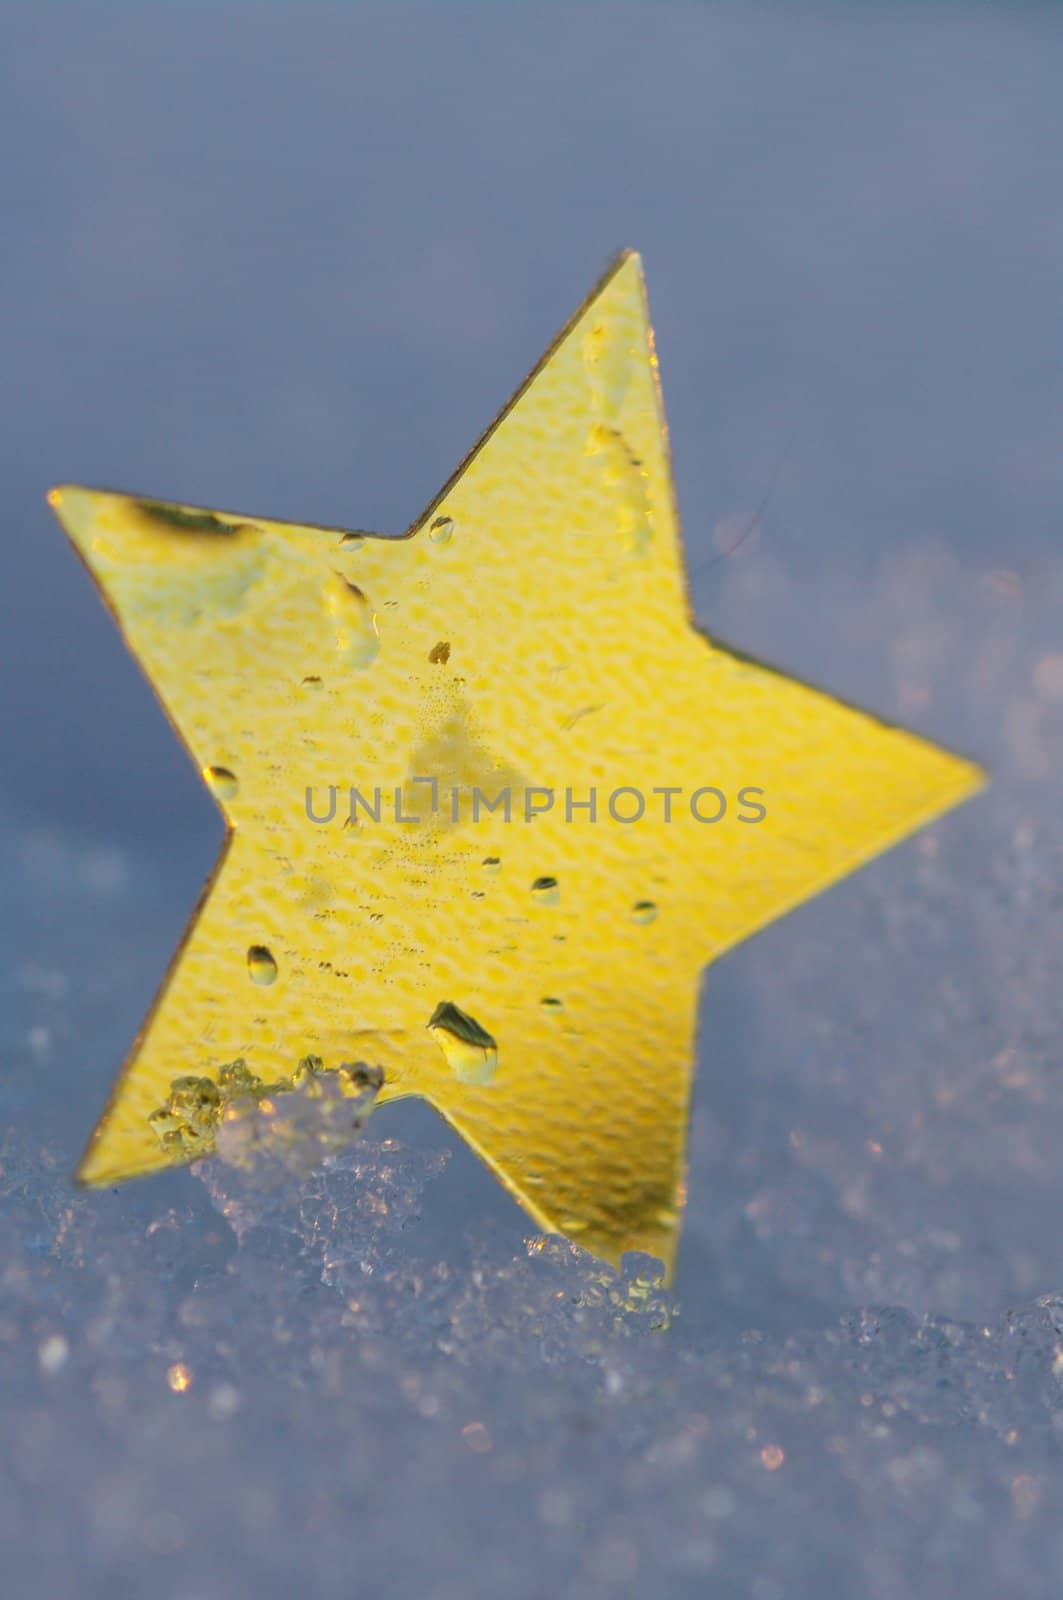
[2,7,1062,1599]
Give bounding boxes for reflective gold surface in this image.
[50,252,984,1271]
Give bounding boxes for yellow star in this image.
[50,252,983,1272]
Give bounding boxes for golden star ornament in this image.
[50,252,984,1272]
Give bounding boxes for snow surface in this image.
[3,539,1062,1600]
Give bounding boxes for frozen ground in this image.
[2,6,1063,1598]
[2,538,1062,1600]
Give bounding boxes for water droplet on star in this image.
[247,945,278,986]
[203,765,239,801]
[428,1001,498,1085]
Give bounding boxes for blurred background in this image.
[2,8,1063,1598]
[4,4,1059,872]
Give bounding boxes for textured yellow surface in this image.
[50,252,984,1271]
